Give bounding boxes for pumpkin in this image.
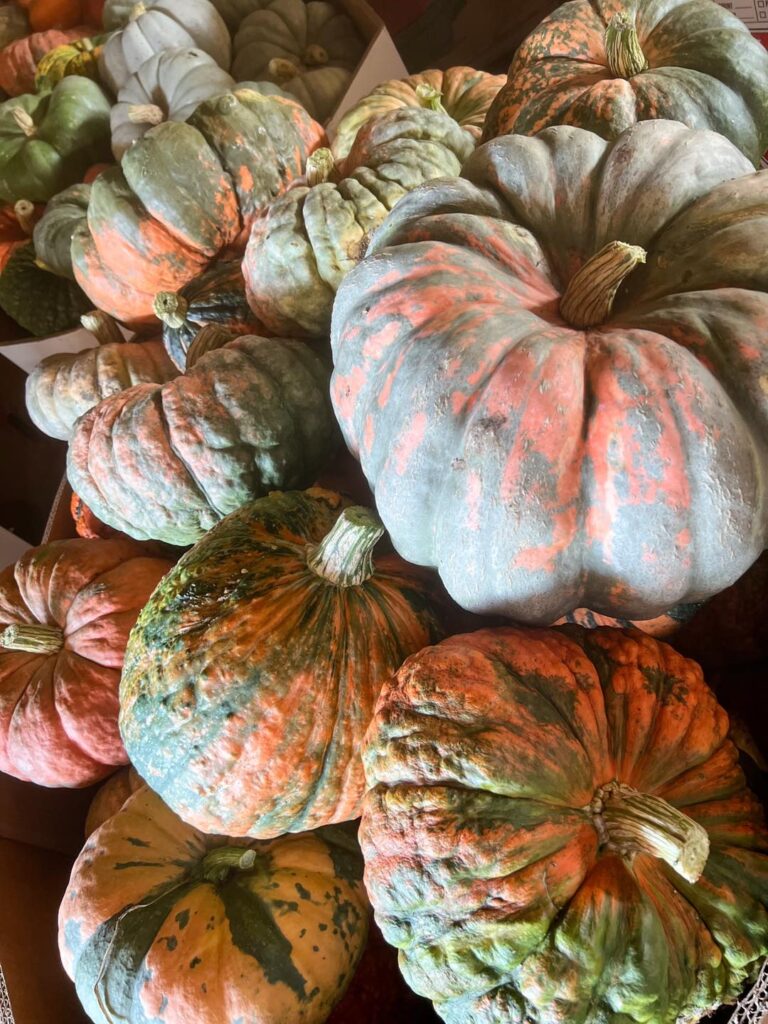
[34,32,106,91]
[32,180,89,278]
[26,311,178,440]
[332,66,506,162]
[0,24,90,95]
[0,4,29,49]
[110,47,234,159]
[0,537,172,787]
[331,119,768,625]
[71,490,122,540]
[0,197,40,272]
[59,787,370,1024]
[120,488,444,838]
[244,109,477,338]
[16,0,92,32]
[154,259,265,371]
[0,77,111,203]
[0,239,91,334]
[99,0,231,96]
[84,765,143,837]
[73,85,325,324]
[483,0,768,168]
[361,626,768,1024]
[232,0,365,123]
[210,0,269,31]
[68,333,339,545]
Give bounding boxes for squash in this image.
[0,25,90,95]
[72,85,325,324]
[110,47,234,159]
[67,333,339,545]
[154,259,264,371]
[0,240,91,334]
[0,77,111,203]
[26,311,178,440]
[210,0,269,31]
[32,180,89,278]
[0,537,172,787]
[59,787,370,1024]
[244,109,476,338]
[120,488,444,837]
[484,0,768,167]
[16,0,91,31]
[232,0,365,122]
[0,4,29,49]
[361,626,768,1024]
[331,119,768,624]
[332,66,506,161]
[99,0,231,96]
[0,197,39,272]
[33,32,106,91]
[71,490,122,540]
[84,765,143,836]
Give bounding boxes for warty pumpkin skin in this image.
[331,119,768,624]
[34,32,107,91]
[0,24,90,96]
[361,626,768,1024]
[244,108,477,337]
[483,0,768,167]
[119,488,445,838]
[332,66,506,162]
[72,86,325,324]
[60,787,370,1024]
[0,538,172,788]
[0,238,91,334]
[67,335,339,546]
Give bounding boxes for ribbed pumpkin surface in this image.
[120,489,445,838]
[331,120,768,624]
[60,787,370,1024]
[362,626,768,1024]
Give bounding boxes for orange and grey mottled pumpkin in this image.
[0,538,172,787]
[362,626,768,1024]
[60,787,370,1024]
[120,488,444,838]
[331,119,768,624]
[483,0,768,167]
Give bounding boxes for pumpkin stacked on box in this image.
[0,0,767,1021]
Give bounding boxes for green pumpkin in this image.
[32,181,90,279]
[0,240,90,334]
[0,78,111,204]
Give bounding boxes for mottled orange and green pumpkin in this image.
[120,488,445,838]
[60,786,370,1024]
[483,0,768,166]
[362,626,768,1024]
[331,119,768,624]
[0,538,172,788]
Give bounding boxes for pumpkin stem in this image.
[305,148,337,187]
[269,57,301,83]
[592,781,709,883]
[127,103,165,126]
[414,82,447,114]
[81,310,125,346]
[185,324,236,370]
[154,291,189,330]
[304,44,329,66]
[200,846,258,884]
[560,241,645,328]
[13,199,35,236]
[306,506,385,587]
[0,623,64,655]
[129,1,146,20]
[605,13,648,79]
[12,108,37,138]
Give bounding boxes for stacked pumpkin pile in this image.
[1,0,768,1022]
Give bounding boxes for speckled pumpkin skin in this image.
[483,0,768,167]
[332,66,506,161]
[244,108,476,337]
[0,538,172,787]
[331,120,768,624]
[120,488,445,838]
[72,87,326,324]
[60,787,370,1024]
[362,626,768,1024]
[67,336,339,546]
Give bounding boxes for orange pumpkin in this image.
[84,765,143,836]
[16,0,95,31]
[0,24,90,94]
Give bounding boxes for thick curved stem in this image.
[154,291,189,330]
[269,57,301,83]
[560,241,645,328]
[605,13,648,79]
[200,846,258,884]
[12,108,36,138]
[304,44,329,66]
[415,82,447,114]
[129,1,146,21]
[81,310,125,346]
[1,623,64,655]
[305,148,337,186]
[306,507,385,587]
[127,103,165,126]
[13,199,35,236]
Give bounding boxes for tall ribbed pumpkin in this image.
[120,488,445,838]
[362,626,768,1024]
